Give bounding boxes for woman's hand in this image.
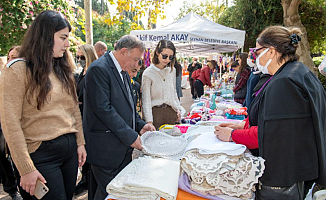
[77,145,87,167]
[20,170,46,196]
[214,126,233,142]
[219,122,244,130]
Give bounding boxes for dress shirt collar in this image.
[109,51,123,80]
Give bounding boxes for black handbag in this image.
[256,181,305,200]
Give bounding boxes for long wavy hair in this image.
[19,10,77,110]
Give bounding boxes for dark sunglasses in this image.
[161,53,174,60]
[76,55,85,60]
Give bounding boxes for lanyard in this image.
[254,76,273,96]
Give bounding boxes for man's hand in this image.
[20,170,46,196]
[130,135,143,150]
[176,110,181,123]
[140,122,156,135]
[77,145,87,167]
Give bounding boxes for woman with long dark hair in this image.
[142,40,185,129]
[231,53,250,104]
[0,10,86,200]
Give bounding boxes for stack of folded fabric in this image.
[225,107,248,120]
[106,156,180,200]
[180,131,265,200]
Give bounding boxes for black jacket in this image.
[252,61,326,187]
[187,62,202,80]
[83,52,146,169]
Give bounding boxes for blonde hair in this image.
[207,61,214,70]
[257,25,302,63]
[77,44,98,72]
[66,50,77,72]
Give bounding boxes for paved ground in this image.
[0,88,193,200]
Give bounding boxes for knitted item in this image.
[142,64,185,123]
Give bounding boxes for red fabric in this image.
[225,107,248,115]
[190,113,201,119]
[231,118,258,149]
[233,68,250,92]
[197,66,212,87]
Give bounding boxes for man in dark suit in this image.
[187,57,202,99]
[83,35,155,200]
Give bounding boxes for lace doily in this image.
[141,131,188,160]
[182,149,242,175]
[181,150,265,198]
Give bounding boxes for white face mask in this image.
[247,58,255,68]
[256,48,272,74]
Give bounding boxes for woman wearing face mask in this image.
[249,25,326,199]
[74,44,97,195]
[232,53,251,104]
[142,40,185,129]
[0,10,87,199]
[75,44,98,116]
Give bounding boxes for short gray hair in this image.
[115,35,145,52]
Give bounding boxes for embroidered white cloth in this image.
[106,156,180,200]
[185,129,247,156]
[181,150,265,199]
[141,131,188,160]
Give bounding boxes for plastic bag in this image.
[318,56,326,76]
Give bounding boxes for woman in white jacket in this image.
[142,40,185,129]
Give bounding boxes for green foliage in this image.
[313,56,325,67]
[74,0,109,14]
[74,8,131,51]
[299,0,326,54]
[217,0,326,52]
[218,0,283,50]
[0,0,83,55]
[313,56,326,90]
[176,0,225,23]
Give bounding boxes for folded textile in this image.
[179,173,243,200]
[106,156,180,200]
[225,113,246,120]
[185,131,247,156]
[225,108,247,116]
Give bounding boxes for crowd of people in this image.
[0,9,325,200]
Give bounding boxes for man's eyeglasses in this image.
[76,55,86,60]
[161,53,174,60]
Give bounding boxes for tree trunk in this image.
[101,0,103,15]
[84,0,93,45]
[281,0,316,73]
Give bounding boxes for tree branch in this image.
[288,0,301,16]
